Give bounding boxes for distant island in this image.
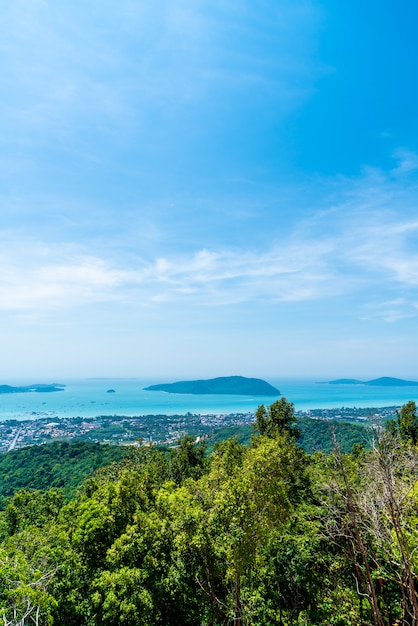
[326,377,418,387]
[0,384,65,394]
[144,376,280,396]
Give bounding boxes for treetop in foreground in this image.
[254,397,300,439]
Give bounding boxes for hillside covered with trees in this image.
[0,398,417,625]
[0,441,133,503]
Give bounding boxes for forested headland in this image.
[0,398,418,625]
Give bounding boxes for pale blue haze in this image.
[1,1,418,380]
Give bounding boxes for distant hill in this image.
[144,376,280,396]
[365,377,418,387]
[326,376,418,387]
[0,383,65,394]
[326,379,364,385]
[0,441,132,504]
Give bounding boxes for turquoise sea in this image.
[1,378,418,422]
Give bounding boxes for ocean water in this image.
[0,378,418,422]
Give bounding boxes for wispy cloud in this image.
[360,299,418,324]
[392,149,418,175]
[1,160,418,316]
[0,243,331,311]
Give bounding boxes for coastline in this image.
[0,378,415,423]
[0,403,401,453]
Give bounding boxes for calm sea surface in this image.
[1,379,418,422]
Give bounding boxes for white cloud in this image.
[360,299,418,323]
[0,236,332,311]
[1,150,418,319]
[0,257,129,311]
[340,218,418,286]
[0,220,402,313]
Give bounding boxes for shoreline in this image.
[0,405,402,453]
[0,378,415,421]
[0,402,403,423]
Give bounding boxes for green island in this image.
[0,383,65,394]
[1,398,418,625]
[144,375,280,395]
[326,376,418,386]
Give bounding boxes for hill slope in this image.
[0,441,132,504]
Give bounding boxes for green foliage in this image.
[0,544,57,625]
[397,400,418,444]
[3,488,64,537]
[0,523,70,626]
[205,424,253,453]
[169,435,207,484]
[0,400,417,625]
[0,441,132,505]
[254,397,300,439]
[297,416,369,454]
[206,415,369,455]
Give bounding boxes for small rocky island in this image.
[144,376,280,396]
[0,384,65,394]
[326,377,418,387]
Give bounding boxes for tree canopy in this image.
[0,399,417,625]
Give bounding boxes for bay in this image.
[0,378,417,422]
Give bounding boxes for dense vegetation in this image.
[205,415,369,454]
[0,416,369,502]
[0,398,417,625]
[0,441,132,503]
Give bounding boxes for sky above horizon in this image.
[1,0,418,381]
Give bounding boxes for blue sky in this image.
[1,0,418,380]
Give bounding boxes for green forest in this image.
[0,441,132,503]
[0,398,417,625]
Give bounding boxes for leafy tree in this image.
[0,546,57,626]
[169,435,207,485]
[3,489,64,537]
[397,400,418,445]
[254,397,300,439]
[0,523,69,626]
[192,434,308,625]
[91,568,154,625]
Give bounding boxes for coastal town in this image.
[0,405,401,453]
[0,411,254,453]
